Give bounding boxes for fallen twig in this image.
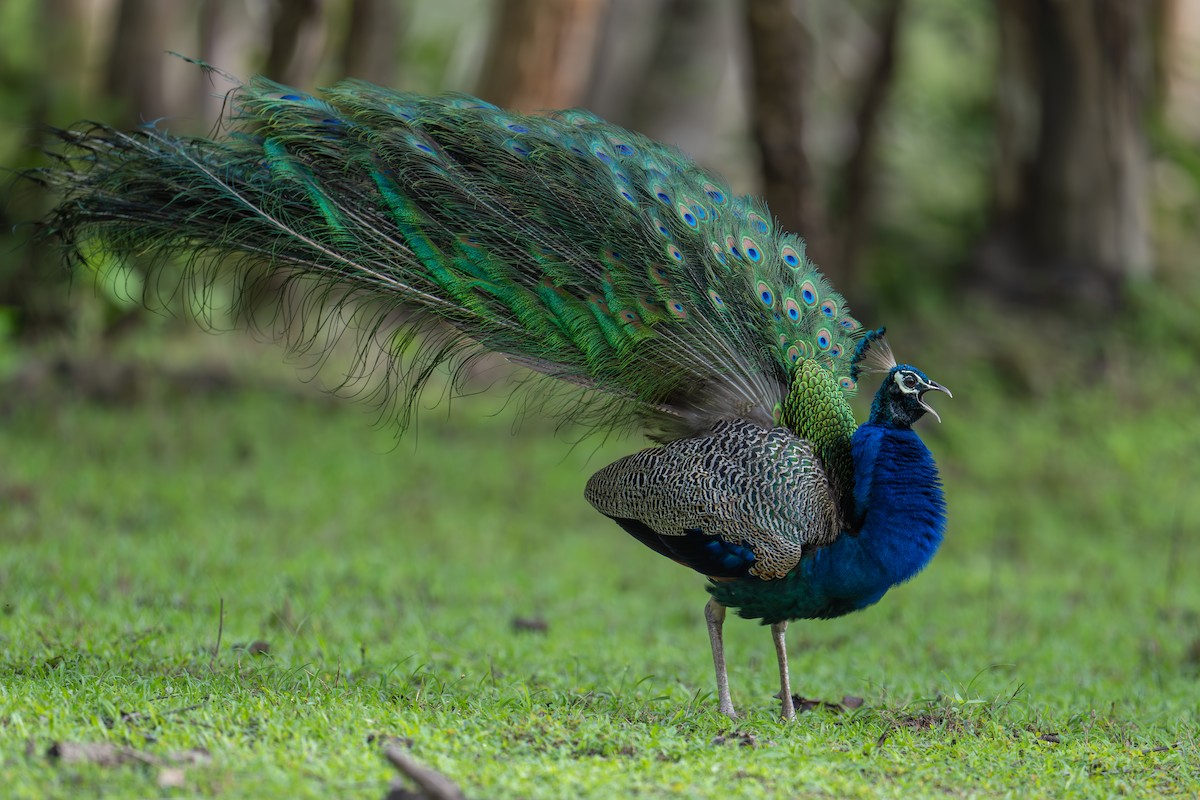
[383,745,466,800]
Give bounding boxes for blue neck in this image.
[805,424,945,614]
[868,390,895,427]
[868,385,918,429]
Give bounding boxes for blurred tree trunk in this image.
[339,0,406,84]
[198,0,245,122]
[584,0,668,122]
[587,0,750,190]
[743,0,831,270]
[105,0,179,124]
[264,0,328,87]
[0,0,95,335]
[743,0,904,289]
[831,0,904,286]
[621,0,727,155]
[476,0,610,110]
[1159,0,1200,138]
[976,0,1155,309]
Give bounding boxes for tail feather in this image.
[37,77,864,440]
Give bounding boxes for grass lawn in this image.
[1,327,1198,798]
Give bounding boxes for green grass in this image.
[1,329,1198,798]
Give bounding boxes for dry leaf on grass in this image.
[47,741,212,769]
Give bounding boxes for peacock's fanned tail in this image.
[39,77,865,441]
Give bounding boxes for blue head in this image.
[868,365,952,428]
[859,328,950,429]
[851,329,951,429]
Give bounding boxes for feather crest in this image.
[850,327,896,381]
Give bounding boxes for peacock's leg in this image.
[704,598,736,718]
[772,621,795,720]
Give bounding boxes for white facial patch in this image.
[894,370,921,395]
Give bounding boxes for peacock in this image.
[34,75,949,720]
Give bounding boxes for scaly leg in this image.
[704,598,736,718]
[772,620,795,720]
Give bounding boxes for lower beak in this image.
[918,381,952,423]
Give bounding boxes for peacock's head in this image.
[870,365,952,428]
[851,328,951,429]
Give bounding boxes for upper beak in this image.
[917,380,952,423]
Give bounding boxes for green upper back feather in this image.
[40,76,866,457]
[780,360,858,523]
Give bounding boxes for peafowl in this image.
[35,76,949,720]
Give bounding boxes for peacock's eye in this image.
[902,373,918,389]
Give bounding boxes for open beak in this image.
[917,380,952,423]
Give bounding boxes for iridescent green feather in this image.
[39,76,866,451]
[780,360,858,522]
